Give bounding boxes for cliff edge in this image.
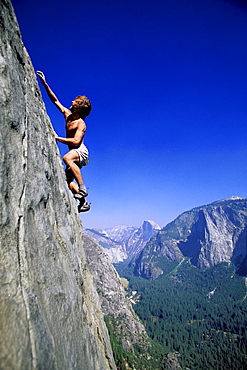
[0,1,116,369]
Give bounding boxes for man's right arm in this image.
[36,71,67,114]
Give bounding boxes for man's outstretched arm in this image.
[36,71,68,114]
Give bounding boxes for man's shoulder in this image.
[64,108,72,117]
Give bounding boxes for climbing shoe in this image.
[78,200,91,213]
[74,188,88,200]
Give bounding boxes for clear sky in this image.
[12,0,247,229]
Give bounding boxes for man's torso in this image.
[65,112,86,149]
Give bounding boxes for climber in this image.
[36,71,91,212]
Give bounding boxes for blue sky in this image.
[12,0,247,229]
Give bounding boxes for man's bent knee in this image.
[63,151,79,166]
[63,155,73,167]
[63,155,69,166]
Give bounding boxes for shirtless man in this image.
[36,71,91,212]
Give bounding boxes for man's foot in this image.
[74,188,88,200]
[78,199,91,213]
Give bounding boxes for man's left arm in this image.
[55,125,85,147]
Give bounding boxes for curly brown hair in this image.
[72,95,92,118]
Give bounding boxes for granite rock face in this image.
[0,1,116,369]
[133,197,247,279]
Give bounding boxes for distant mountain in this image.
[82,227,128,263]
[84,220,161,263]
[132,196,247,279]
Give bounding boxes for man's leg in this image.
[63,150,83,186]
[64,150,88,197]
[66,167,90,212]
[65,167,79,194]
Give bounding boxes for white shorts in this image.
[73,143,89,168]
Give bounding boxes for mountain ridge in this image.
[84,220,161,263]
[131,197,247,279]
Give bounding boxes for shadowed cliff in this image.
[0,1,116,369]
[132,196,247,280]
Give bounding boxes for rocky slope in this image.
[83,235,149,351]
[83,235,182,369]
[0,1,115,368]
[84,220,161,262]
[133,196,247,279]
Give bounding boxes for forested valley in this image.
[116,259,247,369]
